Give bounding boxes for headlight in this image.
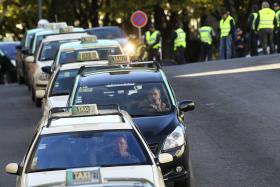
[162,126,185,151]
[124,43,135,55]
[38,73,49,81]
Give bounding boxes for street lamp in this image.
[38,0,42,20]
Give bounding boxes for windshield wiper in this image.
[50,92,69,96]
[29,167,66,173]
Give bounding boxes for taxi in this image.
[42,51,113,116]
[5,104,169,187]
[16,28,44,83]
[25,27,88,106]
[67,60,195,187]
[51,35,124,72]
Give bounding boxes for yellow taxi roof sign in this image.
[108,55,130,65]
[59,26,74,33]
[81,35,98,43]
[77,51,99,61]
[72,104,99,116]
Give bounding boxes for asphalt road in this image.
[1,54,280,186]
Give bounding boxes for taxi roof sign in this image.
[81,35,98,43]
[46,22,67,30]
[72,104,99,116]
[77,51,99,61]
[59,26,74,33]
[108,55,130,65]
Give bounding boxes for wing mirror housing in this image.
[25,56,35,63]
[41,66,52,74]
[5,163,20,175]
[179,100,195,112]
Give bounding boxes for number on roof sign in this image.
[108,55,130,65]
[77,51,99,61]
[81,36,97,43]
[72,104,99,116]
[59,26,74,33]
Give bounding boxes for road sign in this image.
[130,10,148,28]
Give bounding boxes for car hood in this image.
[132,112,178,144]
[24,166,155,186]
[49,95,69,108]
[115,38,128,47]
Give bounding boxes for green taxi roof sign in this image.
[81,35,98,43]
[108,55,130,65]
[59,26,74,33]
[77,51,99,61]
[72,104,99,116]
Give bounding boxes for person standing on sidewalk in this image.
[171,22,186,64]
[199,22,215,61]
[255,1,277,55]
[247,4,259,56]
[219,9,235,59]
[273,2,280,53]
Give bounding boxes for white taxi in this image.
[51,35,124,72]
[41,51,113,116]
[5,105,170,187]
[25,27,88,106]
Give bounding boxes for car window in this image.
[27,130,150,172]
[26,33,35,49]
[74,82,172,116]
[59,47,122,64]
[50,69,79,96]
[88,28,125,39]
[39,40,77,61]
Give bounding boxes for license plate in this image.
[66,168,101,186]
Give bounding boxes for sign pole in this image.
[138,28,141,40]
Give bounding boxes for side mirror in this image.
[179,100,195,112]
[25,56,35,63]
[5,163,19,175]
[158,153,173,164]
[41,66,52,74]
[16,45,22,50]
[21,48,28,55]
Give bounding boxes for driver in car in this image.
[140,87,168,112]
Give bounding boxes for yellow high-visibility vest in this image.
[199,26,213,44]
[145,30,160,49]
[220,15,235,37]
[251,12,258,30]
[258,8,275,29]
[276,10,280,28]
[174,28,186,51]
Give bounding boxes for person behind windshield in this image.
[110,136,138,164]
[139,87,168,112]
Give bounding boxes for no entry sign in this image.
[130,10,148,28]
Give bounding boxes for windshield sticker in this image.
[79,86,93,93]
[38,144,46,150]
[64,71,71,77]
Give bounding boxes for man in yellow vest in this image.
[144,23,161,61]
[247,4,259,56]
[255,1,277,54]
[273,2,280,53]
[199,22,215,61]
[171,22,186,64]
[219,9,235,59]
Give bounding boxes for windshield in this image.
[73,82,172,116]
[27,130,150,172]
[39,40,77,61]
[59,47,122,64]
[0,44,17,59]
[50,69,78,96]
[88,28,125,39]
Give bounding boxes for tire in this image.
[174,177,190,187]
[35,98,41,107]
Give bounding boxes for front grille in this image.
[148,143,159,154]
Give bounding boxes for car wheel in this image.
[174,177,190,187]
[35,98,41,107]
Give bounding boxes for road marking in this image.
[175,63,280,78]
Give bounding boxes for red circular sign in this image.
[130,10,148,28]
